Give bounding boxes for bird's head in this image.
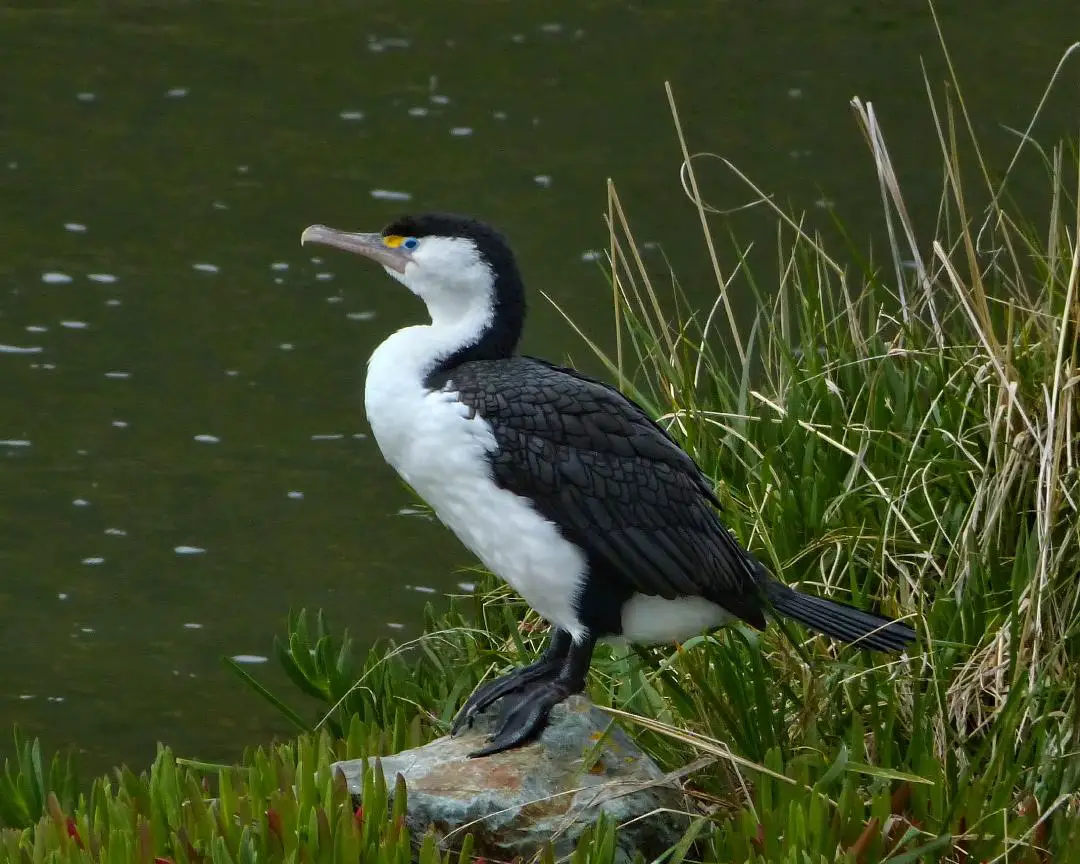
[301,213,525,335]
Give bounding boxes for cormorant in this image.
[300,213,916,757]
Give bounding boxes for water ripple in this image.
[370,189,411,202]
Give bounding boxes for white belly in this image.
[365,329,588,642]
[617,593,734,644]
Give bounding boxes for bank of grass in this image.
[4,40,1080,864]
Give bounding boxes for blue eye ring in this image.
[402,237,419,250]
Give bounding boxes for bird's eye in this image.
[402,237,420,250]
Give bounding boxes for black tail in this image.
[764,582,915,653]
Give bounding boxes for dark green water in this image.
[1,1,1075,774]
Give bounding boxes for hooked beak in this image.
[300,225,411,273]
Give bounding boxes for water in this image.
[1,2,1075,774]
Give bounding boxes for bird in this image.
[300,212,916,757]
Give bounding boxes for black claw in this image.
[451,677,506,736]
[454,629,592,757]
[466,681,571,758]
[451,630,574,737]
[451,662,556,735]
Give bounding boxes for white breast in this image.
[364,326,589,642]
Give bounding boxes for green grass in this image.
[4,19,1079,864]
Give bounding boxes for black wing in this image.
[438,356,768,628]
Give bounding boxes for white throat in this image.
[362,293,494,477]
[373,300,492,381]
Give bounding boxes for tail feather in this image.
[764,582,915,653]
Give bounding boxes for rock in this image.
[331,695,688,861]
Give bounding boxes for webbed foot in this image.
[464,630,596,758]
[451,628,572,736]
[467,679,575,757]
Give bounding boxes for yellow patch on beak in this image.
[382,235,405,248]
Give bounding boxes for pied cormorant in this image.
[300,213,916,757]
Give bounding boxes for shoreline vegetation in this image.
[4,29,1079,863]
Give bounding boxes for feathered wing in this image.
[438,356,770,629]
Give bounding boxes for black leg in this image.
[451,629,573,736]
[468,632,595,758]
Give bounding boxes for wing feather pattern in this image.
[434,356,768,628]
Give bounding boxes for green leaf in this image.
[222,656,311,733]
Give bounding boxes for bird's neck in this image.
[419,292,525,388]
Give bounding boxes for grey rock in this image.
[331,695,688,861]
